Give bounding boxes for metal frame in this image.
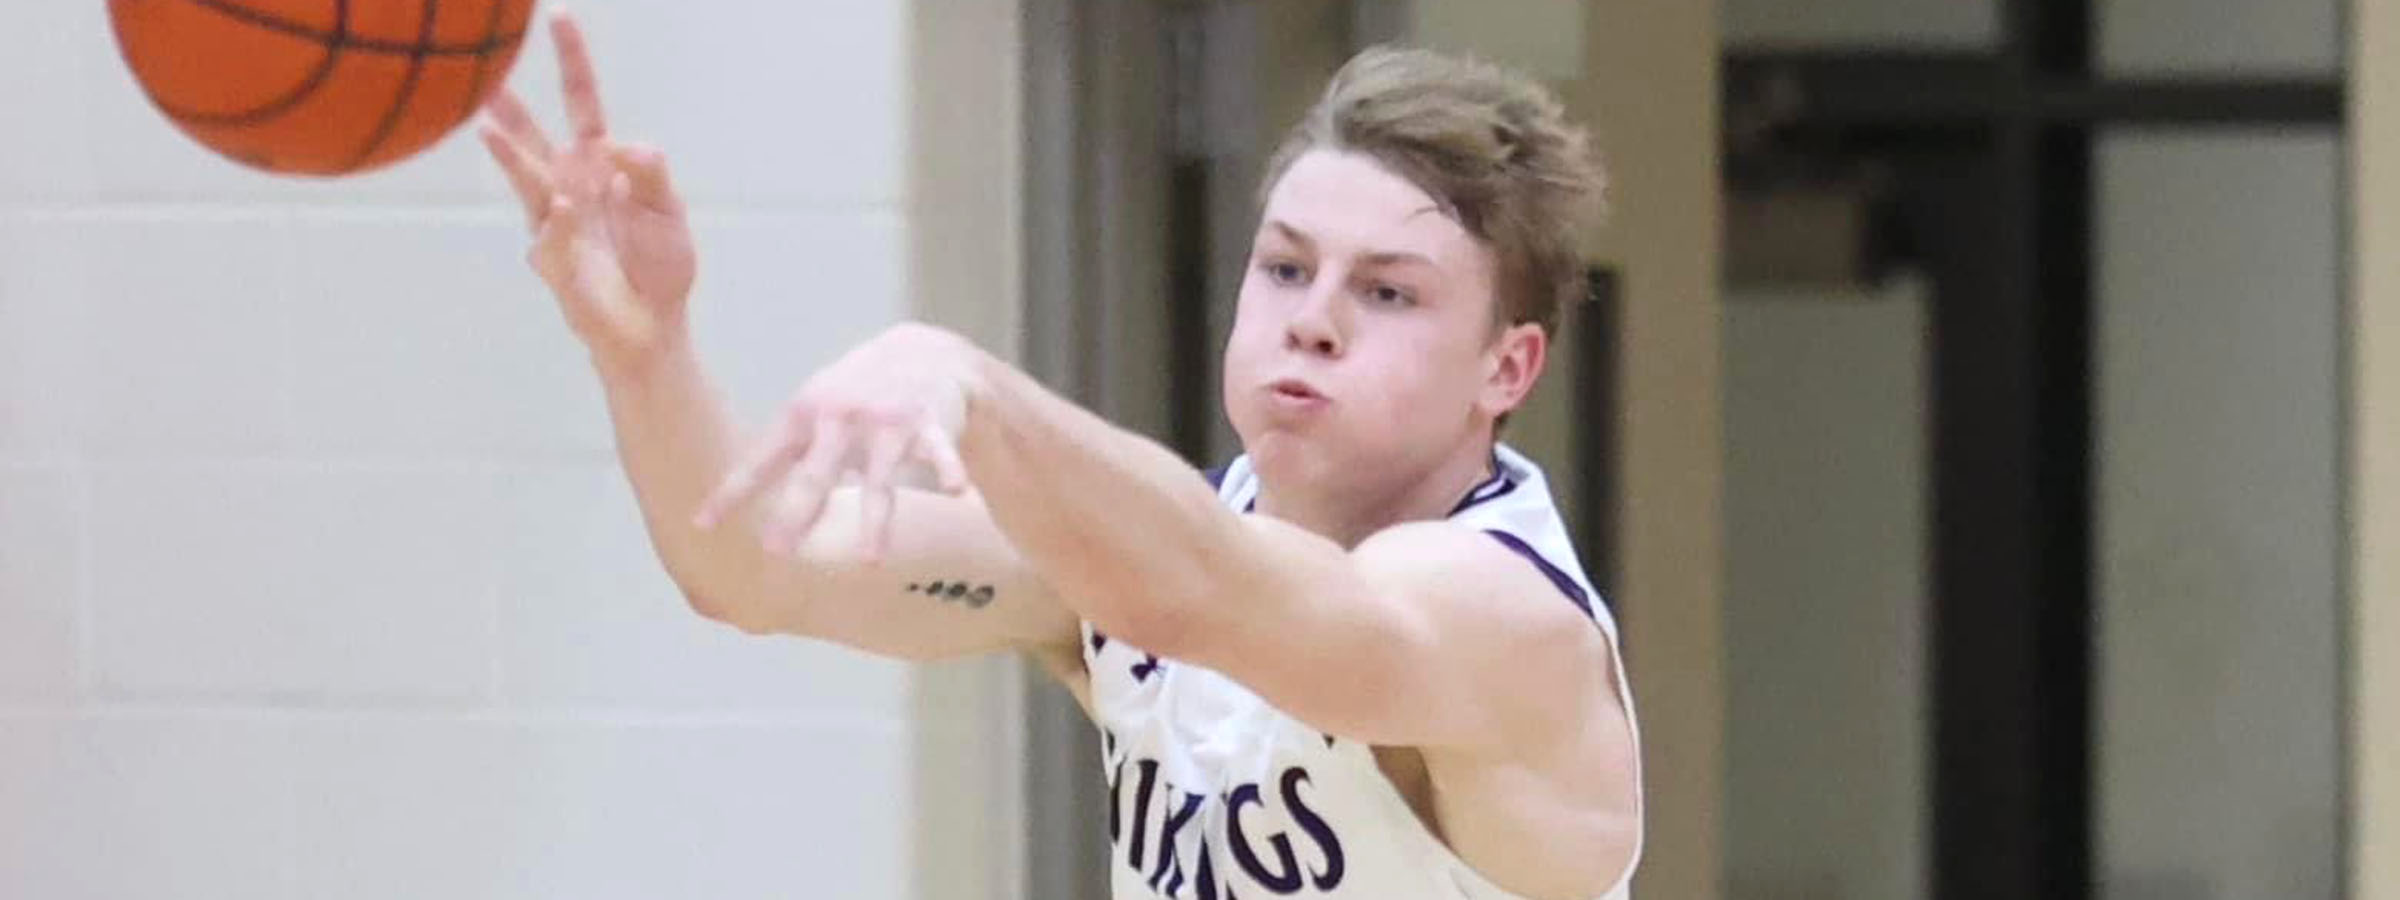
[1724,2,2345,897]
[1575,267,1622,603]
[1017,3,1180,899]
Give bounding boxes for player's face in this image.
[1222,149,1533,492]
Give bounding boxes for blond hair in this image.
[1262,46,1605,338]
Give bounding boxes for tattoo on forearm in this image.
[906,580,997,610]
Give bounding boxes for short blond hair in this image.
[1262,46,1605,339]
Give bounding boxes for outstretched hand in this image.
[693,325,985,563]
[480,7,696,368]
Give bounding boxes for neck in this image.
[1254,440,1499,548]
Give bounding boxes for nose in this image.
[1283,282,1347,359]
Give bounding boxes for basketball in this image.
[108,0,538,176]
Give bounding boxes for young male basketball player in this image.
[481,9,1639,899]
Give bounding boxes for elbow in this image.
[667,564,791,636]
[1102,593,1209,659]
[674,580,757,632]
[1093,524,1239,657]
[682,587,786,636]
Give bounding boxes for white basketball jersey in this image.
[1081,444,1642,900]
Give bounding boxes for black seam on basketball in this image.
[181,0,525,57]
[152,0,349,127]
[457,0,515,125]
[342,0,441,170]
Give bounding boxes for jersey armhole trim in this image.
[1482,529,1600,620]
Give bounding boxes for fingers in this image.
[481,87,559,230]
[608,171,636,218]
[607,143,681,214]
[694,414,813,531]
[764,418,854,556]
[482,88,555,161]
[480,124,554,231]
[917,421,970,494]
[855,428,911,562]
[549,7,610,143]
[528,194,582,289]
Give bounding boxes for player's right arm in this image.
[475,9,1081,667]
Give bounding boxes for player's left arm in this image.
[954,342,1627,759]
[712,323,1631,753]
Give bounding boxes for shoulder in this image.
[1356,522,1620,749]
[1357,521,1588,612]
[1354,522,1600,650]
[1353,520,1504,579]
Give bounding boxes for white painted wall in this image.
[2099,0,2343,76]
[1720,0,1999,51]
[1721,277,1929,900]
[2094,130,2344,900]
[0,2,992,897]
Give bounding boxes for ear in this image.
[1479,322,1547,419]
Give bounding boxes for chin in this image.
[1240,427,1355,489]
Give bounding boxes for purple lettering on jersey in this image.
[1194,842,1226,900]
[1109,759,1350,897]
[1149,790,1205,894]
[1128,760,1162,872]
[1108,755,1128,844]
[1281,768,1346,890]
[1227,783,1306,894]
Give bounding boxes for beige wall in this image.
[2353,0,2399,895]
[1525,2,1727,898]
[906,1,1031,898]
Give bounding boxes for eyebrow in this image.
[1263,219,1437,269]
[1265,220,1316,253]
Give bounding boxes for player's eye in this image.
[1366,283,1414,306]
[1263,261,1309,286]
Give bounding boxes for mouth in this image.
[1264,379,1330,413]
[1268,379,1324,401]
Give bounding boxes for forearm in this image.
[591,341,783,625]
[595,341,1076,657]
[955,352,1338,651]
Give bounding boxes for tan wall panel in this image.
[1544,2,1726,898]
[2353,0,2400,895]
[906,1,1031,898]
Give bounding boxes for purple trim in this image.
[1229,459,1513,515]
[1447,475,1519,516]
[1445,454,1517,516]
[1205,464,1259,512]
[1483,529,1600,620]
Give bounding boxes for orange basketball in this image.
[109,0,538,176]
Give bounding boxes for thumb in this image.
[528,196,587,289]
[530,196,626,301]
[608,143,681,213]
